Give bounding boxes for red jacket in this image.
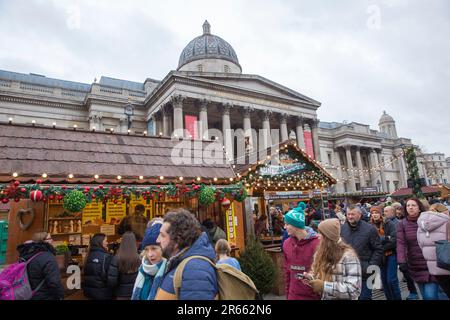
[283,228,321,300]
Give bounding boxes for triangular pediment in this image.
[181,72,320,105]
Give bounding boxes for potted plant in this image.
[55,243,70,271]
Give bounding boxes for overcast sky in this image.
[0,0,449,157]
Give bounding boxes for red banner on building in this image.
[185,115,198,139]
[303,131,314,159]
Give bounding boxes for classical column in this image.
[345,146,356,192]
[296,116,306,150]
[161,104,171,137]
[355,147,365,189]
[261,110,271,151]
[396,150,408,188]
[171,95,185,138]
[333,148,344,193]
[154,112,162,135]
[311,119,321,161]
[377,150,388,192]
[280,113,289,142]
[242,107,254,152]
[197,99,209,140]
[369,148,379,188]
[220,103,233,162]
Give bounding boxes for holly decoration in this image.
[233,188,248,202]
[63,190,87,213]
[199,186,216,206]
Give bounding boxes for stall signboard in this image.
[106,200,126,225]
[82,201,103,225]
[362,187,379,193]
[259,163,306,176]
[264,190,310,200]
[225,203,237,245]
[129,194,152,215]
[100,224,116,236]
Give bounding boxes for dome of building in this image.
[177,21,241,73]
[379,110,395,125]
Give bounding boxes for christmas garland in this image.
[0,180,248,204]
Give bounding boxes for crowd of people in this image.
[3,195,450,300]
[282,196,450,300]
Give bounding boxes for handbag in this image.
[436,221,450,271]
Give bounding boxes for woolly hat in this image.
[370,206,382,214]
[141,222,162,249]
[284,202,306,229]
[318,218,341,242]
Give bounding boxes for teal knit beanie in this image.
[284,202,306,229]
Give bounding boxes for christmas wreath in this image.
[63,190,87,213]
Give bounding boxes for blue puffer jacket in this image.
[155,232,218,300]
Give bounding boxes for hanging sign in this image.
[225,202,237,245]
[106,200,126,225]
[82,201,103,225]
[264,190,310,200]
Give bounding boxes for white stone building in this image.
[0,21,446,195]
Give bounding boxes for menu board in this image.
[225,203,237,245]
[82,201,103,225]
[105,200,126,225]
[129,194,152,215]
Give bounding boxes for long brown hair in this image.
[116,231,140,274]
[311,235,356,282]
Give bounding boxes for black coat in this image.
[17,242,65,300]
[107,256,138,299]
[82,247,113,300]
[383,217,398,253]
[341,219,383,279]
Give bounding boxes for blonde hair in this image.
[215,239,231,256]
[430,203,448,213]
[311,235,356,282]
[32,231,49,243]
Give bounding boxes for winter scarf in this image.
[131,257,167,300]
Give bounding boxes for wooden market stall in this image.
[234,140,336,295]
[0,123,248,267]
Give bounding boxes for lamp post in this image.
[124,100,134,130]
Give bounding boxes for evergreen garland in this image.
[404,147,424,198]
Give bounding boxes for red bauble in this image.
[14,181,20,187]
[49,195,55,200]
[1,198,9,204]
[93,187,98,192]
[20,188,26,193]
[14,198,20,202]
[58,195,63,200]
[99,185,104,189]
[92,194,96,199]
[46,186,50,190]
[30,190,43,202]
[221,198,231,209]
[62,185,67,190]
[36,179,42,184]
[113,199,118,204]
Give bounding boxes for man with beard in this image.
[154,209,218,300]
[341,205,383,300]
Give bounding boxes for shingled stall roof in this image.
[390,185,441,198]
[0,123,235,184]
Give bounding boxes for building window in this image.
[444,179,448,184]
[394,181,399,190]
[224,65,230,73]
[356,183,361,191]
[428,179,432,185]
[197,64,203,72]
[327,153,332,165]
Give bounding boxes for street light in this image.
[124,99,134,130]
